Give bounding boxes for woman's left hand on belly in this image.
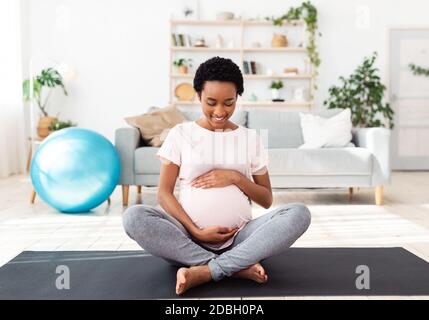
[191,169,240,189]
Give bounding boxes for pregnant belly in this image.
[179,185,252,229]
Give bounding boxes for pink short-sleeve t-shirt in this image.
[156,121,269,250]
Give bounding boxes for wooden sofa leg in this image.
[348,187,353,202]
[375,186,384,205]
[30,190,36,204]
[122,185,129,207]
[137,185,142,194]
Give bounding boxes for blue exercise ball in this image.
[31,128,120,213]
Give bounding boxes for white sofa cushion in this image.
[299,109,353,149]
[268,147,372,176]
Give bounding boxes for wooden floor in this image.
[1,172,429,300]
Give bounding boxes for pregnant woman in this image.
[123,57,311,295]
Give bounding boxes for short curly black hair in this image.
[193,56,244,96]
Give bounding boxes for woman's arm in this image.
[234,169,273,209]
[157,162,238,242]
[157,162,200,235]
[191,168,273,209]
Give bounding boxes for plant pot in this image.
[271,89,280,100]
[178,65,188,74]
[37,116,57,138]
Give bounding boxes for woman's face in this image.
[198,80,237,130]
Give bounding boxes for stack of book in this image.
[171,33,192,47]
[243,61,258,74]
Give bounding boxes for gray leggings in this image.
[123,203,311,281]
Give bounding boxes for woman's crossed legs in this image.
[123,203,311,294]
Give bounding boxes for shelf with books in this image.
[169,18,315,109]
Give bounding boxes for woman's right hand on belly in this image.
[192,226,238,244]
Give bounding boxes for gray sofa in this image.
[115,109,390,206]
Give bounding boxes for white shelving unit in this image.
[169,18,315,109]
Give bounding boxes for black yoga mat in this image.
[0,248,428,299]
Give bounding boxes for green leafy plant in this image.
[49,119,77,131]
[409,63,429,77]
[270,80,284,90]
[324,52,394,129]
[23,68,68,117]
[266,1,321,83]
[173,58,193,68]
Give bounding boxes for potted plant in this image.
[324,52,394,128]
[267,1,321,90]
[270,80,284,100]
[49,119,77,131]
[23,68,68,137]
[173,58,193,74]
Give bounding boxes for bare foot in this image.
[232,263,268,283]
[176,265,212,295]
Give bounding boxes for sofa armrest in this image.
[115,127,141,185]
[352,127,391,185]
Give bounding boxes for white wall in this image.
[22,0,429,141]
[0,0,26,177]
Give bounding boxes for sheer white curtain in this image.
[0,0,26,178]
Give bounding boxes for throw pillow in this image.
[299,109,353,149]
[124,105,186,147]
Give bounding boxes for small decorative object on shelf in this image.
[271,33,288,47]
[303,57,311,74]
[194,36,207,47]
[252,41,261,48]
[216,11,234,21]
[283,67,299,75]
[226,39,235,48]
[292,87,306,102]
[270,80,284,101]
[174,82,196,101]
[215,34,223,48]
[249,93,258,102]
[173,58,193,74]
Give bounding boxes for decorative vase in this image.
[271,89,280,100]
[293,87,306,102]
[178,65,188,74]
[37,116,57,138]
[271,33,288,47]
